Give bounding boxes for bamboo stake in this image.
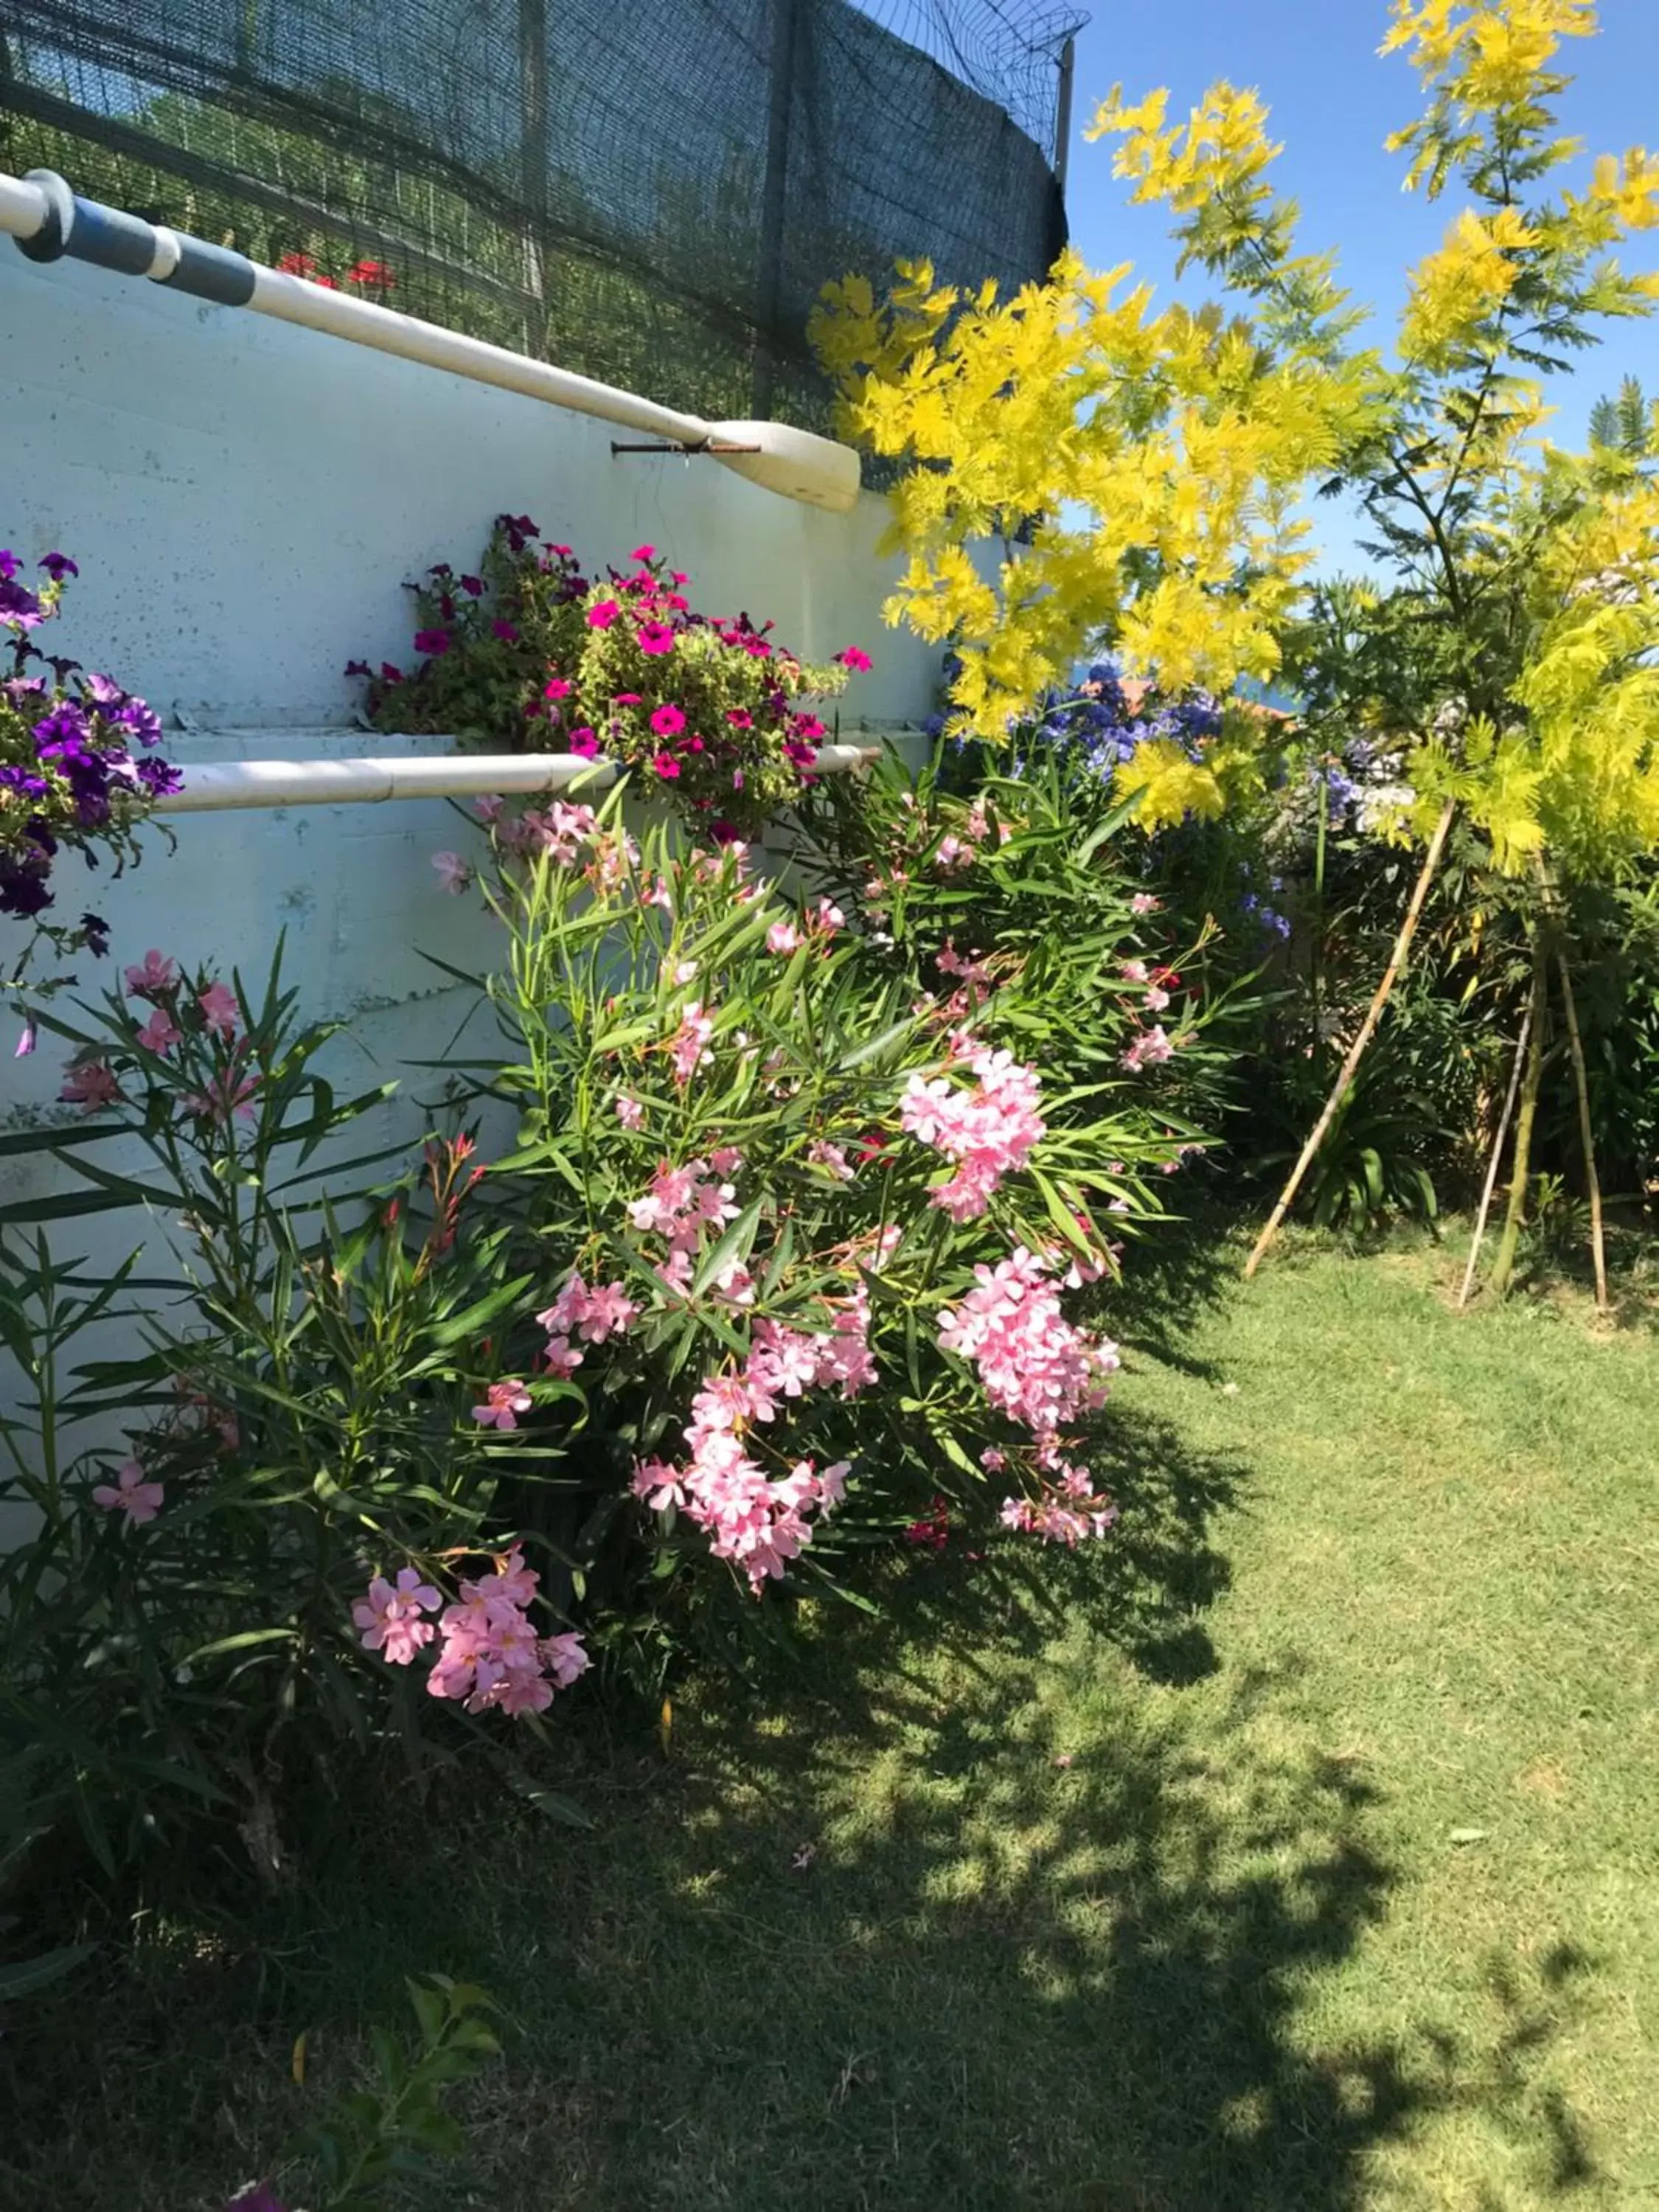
[1489,935,1547,1300]
[1245,796,1457,1279]
[1457,995,1533,1310]
[1554,945,1610,1312]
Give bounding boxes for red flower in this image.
[348,258,394,288]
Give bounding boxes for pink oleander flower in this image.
[432,849,472,894]
[815,899,845,935]
[1144,984,1170,1012]
[542,1336,584,1377]
[936,942,992,990]
[766,919,803,956]
[542,1631,591,1688]
[672,959,698,986]
[474,793,505,821]
[60,1058,122,1111]
[352,1565,442,1664]
[627,1160,698,1234]
[934,834,973,872]
[92,1455,165,1527]
[900,1048,1045,1220]
[669,1001,714,1086]
[808,1138,854,1181]
[198,981,240,1038]
[938,1246,1119,1460]
[615,1093,646,1130]
[539,1273,639,1346]
[709,1144,744,1175]
[1130,892,1161,915]
[632,1455,686,1509]
[524,799,598,865]
[837,645,872,671]
[1121,1023,1175,1074]
[638,622,675,656]
[181,1067,260,1124]
[1120,959,1150,984]
[472,1377,533,1430]
[124,948,178,1000]
[134,1006,182,1055]
[588,599,620,628]
[423,1548,585,1717]
[981,1447,1006,1472]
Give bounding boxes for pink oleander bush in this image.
[792,737,1265,1202]
[350,516,866,839]
[1,947,587,1877]
[419,781,1195,1676]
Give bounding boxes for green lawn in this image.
[9,1234,1658,2211]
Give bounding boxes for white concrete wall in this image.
[0,246,933,1419]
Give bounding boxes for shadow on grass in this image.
[1,1404,1606,2212]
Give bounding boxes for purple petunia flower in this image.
[80,911,110,956]
[113,695,163,748]
[38,552,79,580]
[413,628,451,657]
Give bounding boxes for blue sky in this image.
[1056,0,1659,568]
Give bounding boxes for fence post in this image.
[751,0,804,421]
[519,0,549,358]
[1053,35,1076,195]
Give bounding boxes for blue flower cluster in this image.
[1,551,178,931]
[922,655,1231,790]
[1022,661,1225,778]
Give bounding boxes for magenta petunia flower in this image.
[637,622,675,656]
[413,627,451,655]
[587,599,620,629]
[650,703,686,738]
[630,544,656,564]
[544,676,572,700]
[836,645,873,672]
[653,752,682,779]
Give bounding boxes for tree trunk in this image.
[1554,945,1610,1312]
[1245,796,1457,1280]
[1489,936,1548,1299]
[1458,993,1534,1310]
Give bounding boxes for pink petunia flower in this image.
[92,1456,164,1527]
